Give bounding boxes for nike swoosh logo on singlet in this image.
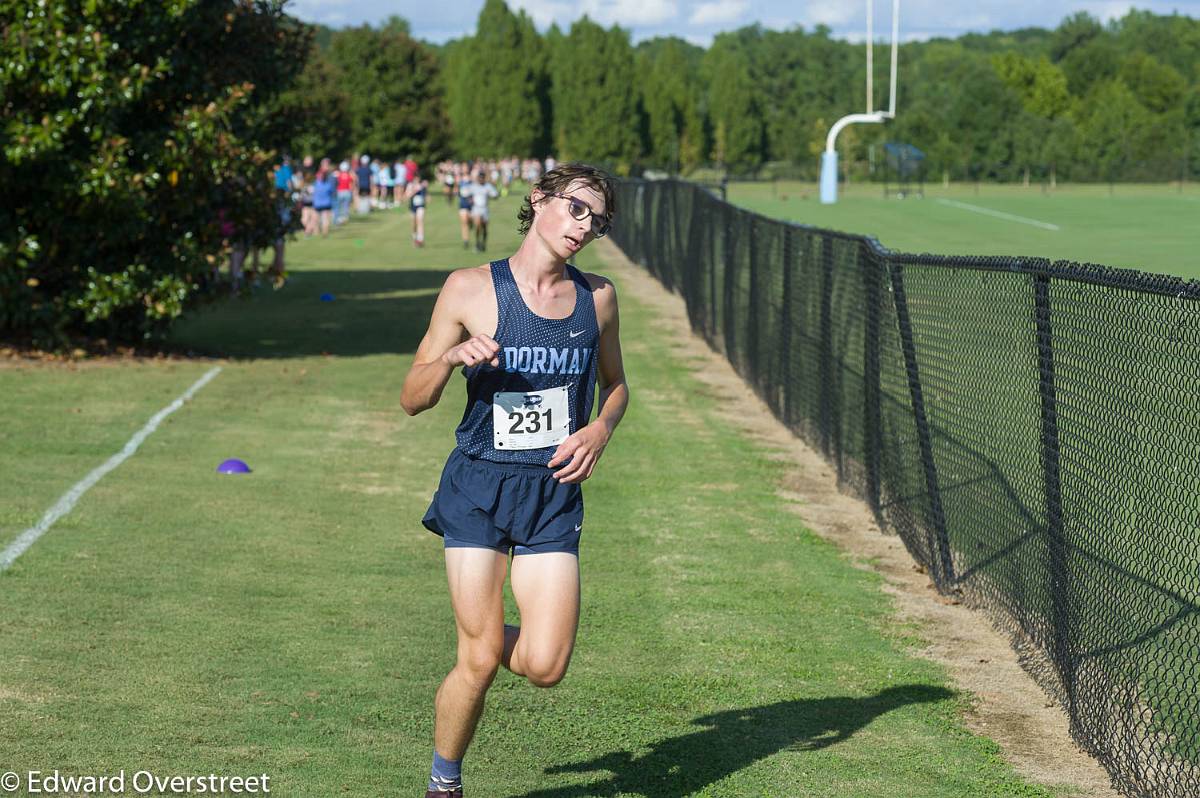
[569,330,585,338]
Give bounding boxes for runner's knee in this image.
[457,643,502,688]
[523,652,569,688]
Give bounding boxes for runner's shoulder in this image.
[581,271,618,319]
[581,271,616,298]
[441,263,494,307]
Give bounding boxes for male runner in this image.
[456,167,473,250]
[400,163,628,798]
[408,173,429,247]
[465,169,500,252]
[355,155,374,215]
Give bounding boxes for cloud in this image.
[286,0,354,25]
[581,0,679,26]
[1090,1,1137,22]
[689,0,749,26]
[285,0,1199,47]
[511,0,678,27]
[801,0,859,28]
[510,0,576,27]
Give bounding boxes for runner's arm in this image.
[400,271,499,415]
[549,278,628,482]
[591,284,628,438]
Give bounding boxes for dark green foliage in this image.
[636,38,706,171]
[326,24,448,164]
[278,45,354,162]
[704,31,765,172]
[1,0,309,345]
[8,0,1200,348]
[551,17,641,167]
[444,0,550,158]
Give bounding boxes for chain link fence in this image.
[611,178,1200,798]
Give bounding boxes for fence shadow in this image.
[510,685,953,798]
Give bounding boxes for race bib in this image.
[493,386,570,450]
[412,193,425,207]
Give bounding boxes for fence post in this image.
[1034,272,1073,708]
[708,194,718,341]
[779,229,795,429]
[889,261,955,587]
[747,216,760,387]
[722,204,739,363]
[818,236,835,457]
[862,243,883,516]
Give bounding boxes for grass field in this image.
[728,181,1200,279]
[0,196,1092,796]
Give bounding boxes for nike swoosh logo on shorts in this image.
[569,330,585,338]
[574,524,582,532]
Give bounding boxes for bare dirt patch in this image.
[595,239,1120,798]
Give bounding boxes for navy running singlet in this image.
[454,259,600,465]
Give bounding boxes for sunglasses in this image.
[548,192,611,238]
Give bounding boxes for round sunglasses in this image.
[548,192,611,238]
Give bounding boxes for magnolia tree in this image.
[1,0,310,346]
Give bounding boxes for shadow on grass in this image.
[169,269,449,358]
[513,685,953,798]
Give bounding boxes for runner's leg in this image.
[435,547,508,759]
[504,552,580,687]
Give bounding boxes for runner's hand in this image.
[443,334,500,368]
[548,423,609,484]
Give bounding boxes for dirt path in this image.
[596,239,1121,798]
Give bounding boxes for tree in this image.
[993,53,1071,119]
[704,32,764,172]
[442,0,550,158]
[1,0,309,345]
[1119,52,1187,114]
[552,18,641,168]
[327,23,448,163]
[1049,12,1103,62]
[277,45,353,162]
[1073,79,1155,181]
[1059,38,1120,96]
[637,37,706,171]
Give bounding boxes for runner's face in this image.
[534,181,608,259]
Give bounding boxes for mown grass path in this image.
[0,195,1081,796]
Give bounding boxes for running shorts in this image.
[422,448,583,555]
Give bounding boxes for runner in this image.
[298,156,316,237]
[404,153,419,187]
[400,163,627,798]
[409,171,429,247]
[377,160,394,209]
[355,155,374,215]
[311,159,335,237]
[334,160,353,225]
[443,164,458,206]
[466,169,500,253]
[456,167,473,250]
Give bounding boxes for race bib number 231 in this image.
[493,386,570,450]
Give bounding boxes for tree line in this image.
[4,0,1199,346]
[299,2,1200,183]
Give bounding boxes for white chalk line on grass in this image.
[0,366,222,572]
[936,198,1061,231]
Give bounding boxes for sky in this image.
[286,0,1200,46]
